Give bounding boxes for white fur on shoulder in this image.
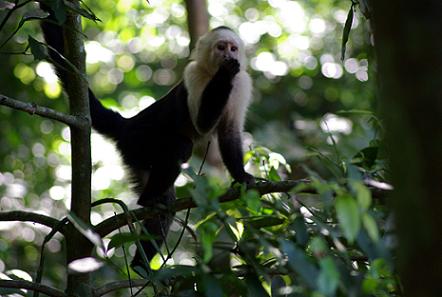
[184,62,252,136]
[184,61,211,135]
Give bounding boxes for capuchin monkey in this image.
[40,8,254,272]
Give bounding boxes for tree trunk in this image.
[184,0,209,49]
[371,1,442,296]
[61,5,92,297]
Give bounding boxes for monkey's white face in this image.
[212,39,240,65]
[195,28,245,75]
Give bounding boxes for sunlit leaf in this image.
[244,216,285,228]
[336,194,360,242]
[5,269,32,282]
[68,257,103,273]
[0,0,14,10]
[268,167,281,181]
[67,212,105,252]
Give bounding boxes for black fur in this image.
[40,10,253,273]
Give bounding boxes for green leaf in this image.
[293,216,309,247]
[44,0,66,23]
[352,146,378,169]
[63,0,100,22]
[362,213,379,242]
[245,275,269,297]
[28,36,48,61]
[243,189,261,213]
[200,274,223,297]
[317,257,339,296]
[271,276,287,297]
[245,216,285,228]
[67,212,105,252]
[310,237,328,257]
[268,167,281,181]
[280,240,319,289]
[352,181,372,210]
[198,221,218,262]
[341,3,354,61]
[335,194,360,242]
[152,265,196,282]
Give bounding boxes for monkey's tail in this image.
[40,5,125,140]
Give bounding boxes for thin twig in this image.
[33,218,69,297]
[0,94,87,128]
[160,207,191,269]
[116,213,134,297]
[0,280,66,297]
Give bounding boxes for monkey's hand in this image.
[218,58,240,81]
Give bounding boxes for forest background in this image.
[0,0,440,296]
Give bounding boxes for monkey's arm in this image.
[196,59,240,134]
[217,119,255,184]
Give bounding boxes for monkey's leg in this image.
[136,161,181,206]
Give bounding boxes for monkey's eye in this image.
[231,46,238,52]
[217,44,226,51]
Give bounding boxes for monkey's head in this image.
[193,26,246,75]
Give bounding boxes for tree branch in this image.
[0,210,63,232]
[95,179,308,237]
[94,179,390,237]
[93,279,148,297]
[0,94,86,128]
[0,280,66,297]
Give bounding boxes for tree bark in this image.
[60,4,93,296]
[184,0,209,49]
[371,1,442,296]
